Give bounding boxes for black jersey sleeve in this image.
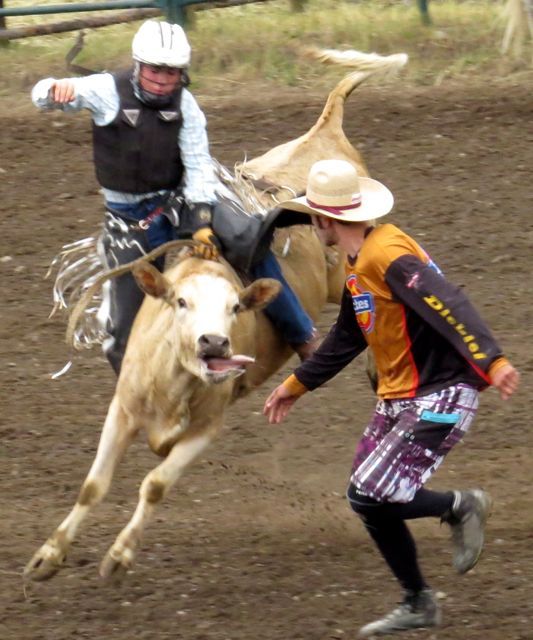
[293,285,368,391]
[385,254,503,375]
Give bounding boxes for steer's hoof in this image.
[24,549,65,582]
[99,549,131,583]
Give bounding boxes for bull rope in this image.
[47,162,294,354]
[65,238,198,348]
[47,48,408,363]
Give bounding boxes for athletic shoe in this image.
[358,588,441,637]
[444,489,492,574]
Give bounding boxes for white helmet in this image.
[132,20,191,68]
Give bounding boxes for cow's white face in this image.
[132,260,281,385]
[172,272,247,383]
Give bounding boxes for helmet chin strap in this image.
[133,83,176,108]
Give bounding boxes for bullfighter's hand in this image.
[192,227,220,261]
[49,80,76,104]
[491,363,520,400]
[263,384,299,424]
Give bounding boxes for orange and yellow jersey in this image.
[293,224,506,399]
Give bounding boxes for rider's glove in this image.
[192,226,220,261]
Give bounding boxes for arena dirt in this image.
[1,72,532,639]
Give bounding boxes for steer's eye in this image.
[177,298,187,309]
[232,303,241,314]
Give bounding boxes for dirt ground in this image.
[1,70,533,640]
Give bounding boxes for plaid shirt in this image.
[32,73,220,205]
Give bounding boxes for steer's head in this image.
[133,258,281,384]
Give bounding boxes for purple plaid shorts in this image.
[350,383,479,503]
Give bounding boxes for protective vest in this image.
[92,69,184,194]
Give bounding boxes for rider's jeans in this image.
[109,197,174,249]
[102,199,315,373]
[101,198,170,374]
[251,251,314,346]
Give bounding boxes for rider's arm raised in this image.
[31,73,118,126]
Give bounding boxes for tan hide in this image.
[25,247,328,583]
[25,49,407,584]
[240,49,408,302]
[239,49,408,200]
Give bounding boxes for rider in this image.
[31,19,319,374]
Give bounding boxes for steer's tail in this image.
[306,47,408,71]
[240,47,408,195]
[304,46,408,103]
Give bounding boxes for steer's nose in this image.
[198,334,230,358]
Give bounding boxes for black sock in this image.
[347,485,455,593]
[363,515,427,593]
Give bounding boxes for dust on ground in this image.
[1,70,532,640]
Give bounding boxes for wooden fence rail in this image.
[0,7,159,39]
[0,0,303,39]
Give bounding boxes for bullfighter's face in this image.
[311,214,337,247]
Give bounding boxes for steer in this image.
[25,48,408,581]
[26,255,285,580]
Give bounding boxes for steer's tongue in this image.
[205,355,255,372]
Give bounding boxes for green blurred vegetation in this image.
[0,0,517,91]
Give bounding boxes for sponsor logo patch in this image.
[346,274,375,333]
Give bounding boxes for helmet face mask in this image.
[132,61,182,108]
[131,20,191,107]
[139,64,181,93]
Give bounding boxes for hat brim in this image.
[279,176,393,222]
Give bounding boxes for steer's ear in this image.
[132,263,174,306]
[239,278,282,311]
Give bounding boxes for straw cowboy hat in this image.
[280,159,393,222]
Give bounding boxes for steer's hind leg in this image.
[25,396,137,581]
[100,426,216,580]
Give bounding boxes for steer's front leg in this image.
[99,423,219,580]
[24,397,137,581]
